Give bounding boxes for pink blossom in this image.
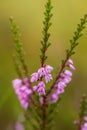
[48,68,73,103]
[45,73,53,83]
[45,65,53,73]
[59,72,72,84]
[63,76,72,84]
[56,83,65,94]
[84,116,87,122]
[64,70,72,77]
[15,122,24,130]
[68,58,73,64]
[68,58,76,70]
[57,81,66,88]
[38,67,46,77]
[37,81,45,95]
[33,86,38,91]
[69,64,76,70]
[38,81,45,88]
[12,78,32,110]
[12,79,22,94]
[38,87,45,95]
[50,93,59,103]
[31,72,39,82]
[39,97,44,104]
[81,123,87,130]
[20,100,29,110]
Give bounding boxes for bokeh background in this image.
[0,0,87,130]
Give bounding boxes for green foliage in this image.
[10,17,29,78]
[79,94,87,120]
[67,14,87,56]
[40,0,53,67]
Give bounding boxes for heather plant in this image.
[10,0,87,130]
[74,95,87,130]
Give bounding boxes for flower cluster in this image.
[12,59,75,108]
[48,59,75,103]
[31,65,53,96]
[12,65,53,108]
[12,78,32,110]
[31,65,53,104]
[74,116,87,130]
[31,65,53,83]
[81,117,87,130]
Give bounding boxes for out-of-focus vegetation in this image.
[0,0,87,130]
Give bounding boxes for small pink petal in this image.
[45,65,53,73]
[64,70,72,77]
[69,64,76,70]
[38,67,46,77]
[68,59,73,64]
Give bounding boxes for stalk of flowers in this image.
[74,116,87,130]
[81,117,87,130]
[12,78,33,110]
[74,95,87,130]
[12,65,53,108]
[31,65,53,104]
[47,58,75,103]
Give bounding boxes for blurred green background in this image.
[0,0,87,130]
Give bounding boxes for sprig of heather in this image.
[40,0,53,67]
[74,95,87,130]
[10,18,37,110]
[39,0,53,129]
[68,14,87,56]
[47,14,87,96]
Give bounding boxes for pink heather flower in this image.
[59,72,72,85]
[57,81,66,88]
[51,93,59,103]
[81,123,87,130]
[84,116,87,121]
[73,120,80,125]
[20,100,29,110]
[23,78,30,87]
[68,58,73,64]
[31,72,39,82]
[39,97,44,104]
[12,79,22,94]
[12,78,32,110]
[56,83,65,94]
[18,86,32,109]
[33,85,38,91]
[45,65,53,73]
[69,64,76,70]
[63,76,72,84]
[38,81,45,88]
[37,81,45,95]
[38,67,46,77]
[15,122,24,130]
[68,58,76,70]
[45,73,53,83]
[64,70,72,77]
[37,87,45,96]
